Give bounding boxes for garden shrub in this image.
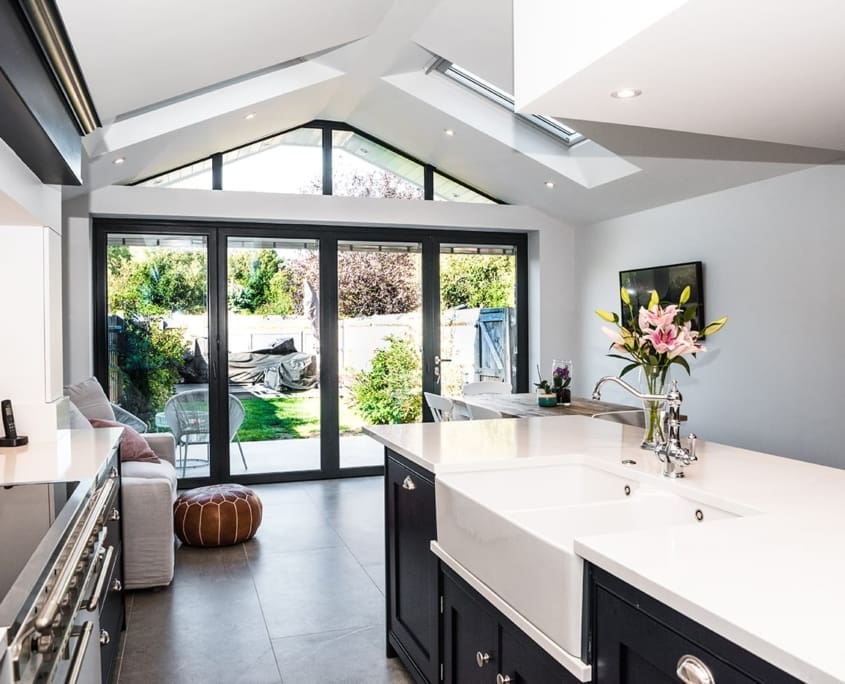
[351,335,421,424]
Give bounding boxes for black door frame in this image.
[93,218,528,486]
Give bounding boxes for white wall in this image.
[63,185,576,388]
[574,164,845,468]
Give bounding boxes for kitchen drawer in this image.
[591,567,801,684]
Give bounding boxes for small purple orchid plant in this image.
[552,362,572,389]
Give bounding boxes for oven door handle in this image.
[86,545,115,612]
[66,620,94,684]
[35,477,116,631]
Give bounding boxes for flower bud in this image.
[679,285,691,305]
[702,316,728,336]
[595,309,618,323]
[620,287,630,305]
[647,290,659,310]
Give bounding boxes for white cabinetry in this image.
[0,224,64,439]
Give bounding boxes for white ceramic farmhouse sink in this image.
[435,463,740,658]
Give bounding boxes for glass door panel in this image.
[439,244,518,402]
[105,233,211,478]
[226,237,320,475]
[337,240,423,468]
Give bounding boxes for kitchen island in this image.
[366,415,845,684]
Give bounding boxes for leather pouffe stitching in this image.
[173,484,262,547]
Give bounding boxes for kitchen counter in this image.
[365,416,845,683]
[0,427,123,486]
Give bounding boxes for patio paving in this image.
[174,433,384,478]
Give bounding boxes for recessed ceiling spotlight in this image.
[611,88,642,99]
[544,181,555,189]
[245,112,256,120]
[444,128,455,136]
[113,157,125,165]
[359,147,369,155]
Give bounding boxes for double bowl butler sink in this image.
[435,461,743,658]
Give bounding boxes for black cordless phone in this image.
[0,399,27,446]
[2,400,16,438]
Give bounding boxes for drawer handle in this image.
[67,621,94,684]
[87,545,114,611]
[476,651,491,668]
[402,476,416,491]
[496,675,512,684]
[676,655,714,684]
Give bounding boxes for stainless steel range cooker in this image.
[0,450,124,684]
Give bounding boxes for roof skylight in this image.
[433,60,586,147]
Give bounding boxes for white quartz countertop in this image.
[0,428,123,485]
[365,416,845,683]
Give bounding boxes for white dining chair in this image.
[466,403,504,420]
[424,392,454,422]
[462,380,512,396]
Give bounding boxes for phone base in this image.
[0,436,28,447]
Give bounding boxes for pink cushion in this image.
[89,419,160,463]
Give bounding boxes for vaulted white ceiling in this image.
[58,0,845,225]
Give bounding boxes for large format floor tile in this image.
[117,476,410,683]
[272,625,414,684]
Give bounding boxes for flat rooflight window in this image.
[434,60,585,147]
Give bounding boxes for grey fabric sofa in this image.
[121,432,177,590]
[65,377,177,590]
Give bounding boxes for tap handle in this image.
[687,433,697,462]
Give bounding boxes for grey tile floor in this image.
[116,476,413,684]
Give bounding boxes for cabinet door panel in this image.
[442,572,498,684]
[500,627,577,683]
[595,587,756,684]
[386,454,438,682]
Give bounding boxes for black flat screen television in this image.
[619,261,704,332]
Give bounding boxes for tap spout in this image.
[591,375,666,403]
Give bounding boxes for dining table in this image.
[451,392,642,422]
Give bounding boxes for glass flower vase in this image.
[639,365,668,450]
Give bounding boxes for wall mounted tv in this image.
[619,261,704,332]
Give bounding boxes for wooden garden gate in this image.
[474,307,516,388]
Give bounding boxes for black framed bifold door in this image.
[94,220,527,486]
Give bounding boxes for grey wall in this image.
[574,164,845,468]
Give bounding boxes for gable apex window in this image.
[433,59,586,147]
[130,121,500,203]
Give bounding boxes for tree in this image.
[282,251,420,319]
[440,254,515,309]
[350,335,422,424]
[228,249,294,314]
[108,247,207,316]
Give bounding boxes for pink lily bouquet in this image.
[596,286,727,446]
[596,286,727,381]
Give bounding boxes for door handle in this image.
[433,356,452,383]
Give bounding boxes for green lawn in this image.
[238,395,363,441]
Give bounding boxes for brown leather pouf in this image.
[174,484,263,547]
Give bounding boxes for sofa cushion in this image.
[122,459,178,495]
[68,401,93,430]
[90,418,160,463]
[64,377,116,422]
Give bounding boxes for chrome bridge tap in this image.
[592,375,698,478]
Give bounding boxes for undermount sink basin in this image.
[435,463,741,658]
[591,409,644,427]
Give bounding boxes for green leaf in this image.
[673,356,691,375]
[683,304,697,323]
[619,362,639,379]
[606,353,634,362]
